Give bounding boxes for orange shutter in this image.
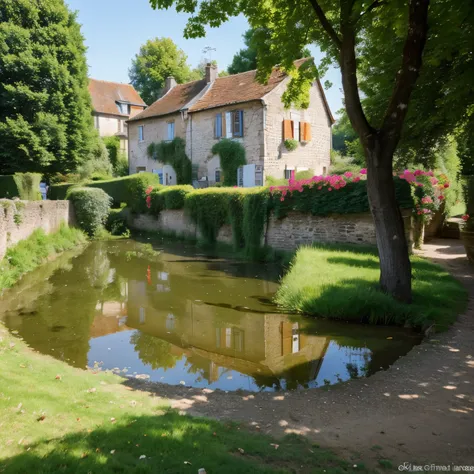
[282,119,293,140]
[305,122,312,141]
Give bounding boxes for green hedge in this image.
[49,173,160,210]
[67,187,112,236]
[0,173,42,200]
[48,183,76,200]
[269,177,413,219]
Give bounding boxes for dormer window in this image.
[117,102,129,115]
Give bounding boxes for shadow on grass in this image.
[0,411,362,474]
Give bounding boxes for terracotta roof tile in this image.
[88,79,146,117]
[188,60,308,113]
[129,79,208,122]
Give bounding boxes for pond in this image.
[0,239,422,392]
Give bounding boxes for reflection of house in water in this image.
[90,280,129,338]
[126,278,329,389]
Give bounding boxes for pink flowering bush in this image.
[398,169,449,224]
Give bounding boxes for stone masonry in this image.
[0,200,75,260]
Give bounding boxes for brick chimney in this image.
[163,76,177,95]
[205,63,218,83]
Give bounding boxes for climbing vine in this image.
[147,137,192,185]
[211,139,247,186]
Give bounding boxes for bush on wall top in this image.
[67,187,112,237]
[0,173,42,200]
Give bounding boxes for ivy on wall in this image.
[147,137,192,184]
[211,139,247,186]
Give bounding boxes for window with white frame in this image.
[167,121,175,140]
[215,113,223,138]
[284,169,294,180]
[138,125,144,142]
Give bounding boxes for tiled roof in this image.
[88,79,146,117]
[128,80,208,122]
[189,59,308,113]
[126,58,334,123]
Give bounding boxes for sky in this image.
[65,0,343,116]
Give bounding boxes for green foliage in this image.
[270,178,413,219]
[0,173,42,200]
[157,185,193,210]
[48,183,76,200]
[330,157,363,176]
[295,169,314,181]
[123,173,161,213]
[76,139,113,181]
[105,208,130,237]
[226,190,246,249]
[129,37,199,105]
[284,139,298,152]
[275,245,467,329]
[67,187,112,237]
[242,189,269,258]
[0,224,86,291]
[462,176,474,231]
[0,0,103,175]
[185,189,230,244]
[147,138,192,184]
[103,136,129,177]
[211,139,247,186]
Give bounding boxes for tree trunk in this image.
[365,143,412,303]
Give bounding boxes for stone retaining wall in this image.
[0,200,74,260]
[130,208,413,251]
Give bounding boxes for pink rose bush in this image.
[269,169,367,201]
[398,169,449,223]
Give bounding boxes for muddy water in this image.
[0,239,421,392]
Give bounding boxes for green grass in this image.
[0,225,87,292]
[275,244,467,329]
[0,327,368,474]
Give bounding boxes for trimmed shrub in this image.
[226,190,246,249]
[0,173,42,200]
[242,188,269,258]
[185,189,230,244]
[147,138,192,184]
[211,139,247,186]
[123,173,160,213]
[48,183,76,200]
[67,187,112,236]
[106,208,130,236]
[158,185,193,210]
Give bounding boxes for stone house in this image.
[127,60,334,185]
[88,79,146,155]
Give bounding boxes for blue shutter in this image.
[215,113,222,137]
[237,110,243,137]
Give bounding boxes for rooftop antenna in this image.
[202,46,216,63]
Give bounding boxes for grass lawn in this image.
[275,244,467,329]
[0,326,368,474]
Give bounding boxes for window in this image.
[136,166,146,173]
[215,113,223,138]
[117,102,129,115]
[138,125,144,142]
[232,110,243,137]
[167,121,175,140]
[293,121,300,141]
[215,169,221,183]
[284,169,294,180]
[322,166,327,175]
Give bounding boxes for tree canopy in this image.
[0,0,102,176]
[129,37,201,105]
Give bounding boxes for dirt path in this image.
[129,239,474,468]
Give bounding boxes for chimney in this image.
[205,63,218,83]
[163,76,177,95]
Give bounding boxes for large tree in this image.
[0,0,102,176]
[149,0,449,303]
[129,37,200,105]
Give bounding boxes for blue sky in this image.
[65,0,343,116]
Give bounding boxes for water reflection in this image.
[0,240,421,392]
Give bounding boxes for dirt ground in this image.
[128,239,474,469]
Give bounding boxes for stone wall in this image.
[129,208,413,251]
[0,200,74,260]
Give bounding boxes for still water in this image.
[0,240,421,392]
